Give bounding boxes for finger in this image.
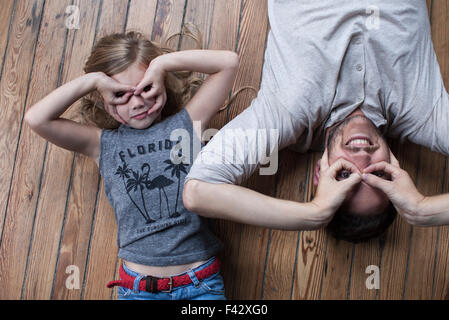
[389,149,400,168]
[320,148,330,171]
[361,172,392,192]
[341,172,362,189]
[328,158,360,178]
[112,91,134,105]
[134,80,152,96]
[363,161,399,177]
[145,85,161,97]
[110,82,135,100]
[148,94,166,114]
[140,88,160,103]
[112,81,136,93]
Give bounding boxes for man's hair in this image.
[326,202,397,243]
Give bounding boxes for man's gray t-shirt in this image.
[185,0,448,185]
[99,109,221,266]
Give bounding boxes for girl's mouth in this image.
[132,111,148,120]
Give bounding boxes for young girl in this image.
[24,31,238,300]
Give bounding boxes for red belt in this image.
[107,258,221,293]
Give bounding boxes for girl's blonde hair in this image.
[80,26,203,129]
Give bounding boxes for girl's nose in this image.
[129,94,145,110]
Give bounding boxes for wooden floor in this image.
[0,0,448,300]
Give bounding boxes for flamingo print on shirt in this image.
[114,143,188,225]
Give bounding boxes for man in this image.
[183,0,449,242]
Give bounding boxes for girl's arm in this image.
[135,50,239,138]
[184,180,325,230]
[24,72,134,164]
[184,152,363,230]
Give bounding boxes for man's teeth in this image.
[349,139,370,145]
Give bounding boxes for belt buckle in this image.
[160,276,173,293]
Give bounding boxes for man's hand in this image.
[311,148,362,225]
[361,150,431,225]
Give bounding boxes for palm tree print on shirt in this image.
[115,160,176,223]
[164,155,188,217]
[115,163,155,224]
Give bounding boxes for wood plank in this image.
[0,0,46,300]
[75,0,129,300]
[431,0,449,301]
[292,152,328,300]
[51,156,100,300]
[0,0,15,78]
[126,0,158,37]
[207,0,242,132]
[424,0,449,299]
[377,140,418,299]
[434,161,449,300]
[262,150,307,299]
[320,239,353,299]
[348,239,380,299]
[402,0,445,299]
[82,184,119,299]
[151,0,186,44]
[293,230,327,299]
[404,150,442,299]
[202,0,241,52]
[94,0,130,41]
[50,0,108,300]
[219,0,270,300]
[21,0,103,300]
[191,0,242,300]
[181,0,215,50]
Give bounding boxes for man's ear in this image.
[313,159,321,186]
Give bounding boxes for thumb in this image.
[112,81,135,92]
[111,90,134,105]
[134,81,152,96]
[362,173,391,192]
[341,173,362,191]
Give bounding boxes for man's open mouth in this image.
[345,136,373,146]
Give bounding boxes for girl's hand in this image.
[311,149,362,225]
[95,72,135,124]
[362,151,428,225]
[134,59,167,115]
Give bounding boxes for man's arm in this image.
[415,195,449,226]
[362,152,449,227]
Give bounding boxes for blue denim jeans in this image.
[117,257,226,300]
